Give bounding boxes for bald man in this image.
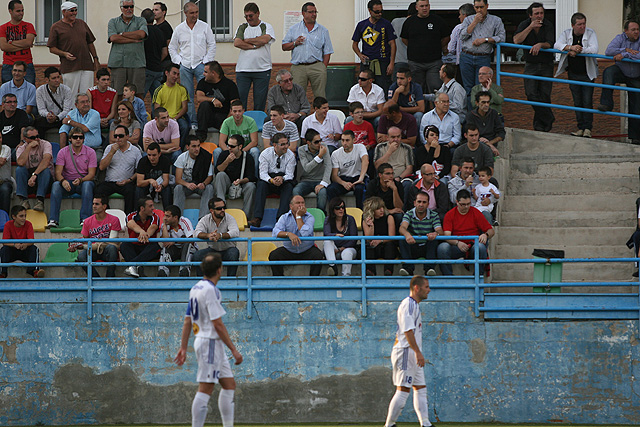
[470,66,504,114]
[404,163,450,222]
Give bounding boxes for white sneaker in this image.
[426,268,437,276]
[47,220,58,228]
[583,129,592,138]
[399,268,411,276]
[571,129,583,137]
[124,266,139,278]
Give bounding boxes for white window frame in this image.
[35,0,87,43]
[196,0,233,42]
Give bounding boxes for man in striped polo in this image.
[398,190,443,276]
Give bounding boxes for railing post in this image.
[246,238,253,319]
[87,240,93,319]
[474,237,480,317]
[496,43,501,86]
[361,236,368,317]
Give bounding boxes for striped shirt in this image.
[402,207,441,236]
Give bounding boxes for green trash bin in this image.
[532,248,564,293]
[326,66,356,108]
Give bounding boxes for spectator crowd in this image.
[1,0,639,278]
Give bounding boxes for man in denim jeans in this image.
[48,126,96,228]
[15,126,53,212]
[293,129,330,213]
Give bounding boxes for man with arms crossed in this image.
[175,253,243,427]
[384,275,434,427]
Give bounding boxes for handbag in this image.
[227,152,246,200]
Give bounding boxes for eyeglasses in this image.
[70,135,85,140]
[66,8,78,12]
[113,134,126,139]
[280,78,293,83]
[358,77,370,81]
[227,144,238,149]
[213,206,226,211]
[423,172,435,176]
[371,9,383,14]
[121,4,134,9]
[310,138,322,144]
[334,205,345,210]
[25,135,39,140]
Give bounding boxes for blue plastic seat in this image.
[183,209,200,228]
[0,209,9,231]
[250,208,278,232]
[244,110,268,132]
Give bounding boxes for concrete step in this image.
[499,211,636,228]
[490,264,636,283]
[509,128,640,156]
[508,160,640,178]
[491,244,633,260]
[506,177,639,196]
[494,226,631,247]
[502,194,637,212]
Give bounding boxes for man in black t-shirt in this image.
[364,162,405,229]
[513,2,555,132]
[136,142,172,209]
[214,134,257,219]
[0,93,30,157]
[400,0,450,94]
[153,2,173,69]
[195,61,240,141]
[142,8,168,101]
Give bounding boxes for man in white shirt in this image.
[193,197,240,277]
[158,204,196,277]
[233,2,274,112]
[347,69,385,128]
[326,130,369,209]
[173,135,215,218]
[34,66,73,137]
[169,1,216,125]
[420,92,461,148]
[300,96,342,151]
[424,63,466,123]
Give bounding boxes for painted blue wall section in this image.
[1,294,639,425]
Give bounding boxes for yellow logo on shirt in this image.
[362,26,380,46]
[192,323,200,335]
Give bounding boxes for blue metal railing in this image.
[0,236,639,323]
[496,42,640,122]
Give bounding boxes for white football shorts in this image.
[391,347,425,387]
[194,336,233,383]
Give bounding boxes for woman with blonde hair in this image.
[362,196,397,276]
[109,100,141,147]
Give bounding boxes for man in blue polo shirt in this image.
[59,93,101,149]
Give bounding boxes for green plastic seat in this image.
[50,209,82,233]
[43,242,78,263]
[307,208,326,232]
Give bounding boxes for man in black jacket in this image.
[404,163,449,222]
[173,135,214,218]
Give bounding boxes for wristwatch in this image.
[32,172,38,177]
[485,37,489,43]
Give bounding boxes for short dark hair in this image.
[270,105,286,115]
[147,142,161,153]
[527,2,544,16]
[10,205,25,218]
[396,67,411,78]
[2,93,16,103]
[244,2,259,13]
[304,128,320,142]
[386,102,400,114]
[461,157,475,166]
[368,0,382,10]
[459,3,474,16]
[44,66,60,79]
[205,61,225,78]
[114,124,129,136]
[187,135,200,146]
[474,0,488,5]
[410,275,428,290]
[154,107,168,118]
[442,64,457,79]
[624,20,639,31]
[141,8,154,23]
[201,252,223,277]
[377,162,393,174]
[360,69,375,80]
[137,196,153,212]
[272,132,288,144]
[123,83,137,93]
[407,2,417,15]
[475,91,492,102]
[342,129,355,139]
[8,1,21,11]
[302,2,315,13]
[478,166,492,176]
[230,99,244,109]
[465,123,479,133]
[154,1,167,12]
[165,62,179,74]
[228,134,244,147]
[423,124,440,140]
[313,96,328,109]
[208,197,226,210]
[96,68,110,79]
[165,205,181,218]
[12,61,26,71]
[94,195,109,207]
[416,190,430,201]
[571,12,586,26]
[456,189,472,201]
[349,101,364,113]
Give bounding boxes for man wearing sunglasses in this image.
[214,134,256,220]
[293,128,331,213]
[96,124,142,214]
[15,126,53,212]
[193,198,240,277]
[48,126,97,228]
[346,69,385,128]
[174,135,214,219]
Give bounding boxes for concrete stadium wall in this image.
[1,298,639,425]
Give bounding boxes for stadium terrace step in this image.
[495,226,631,247]
[507,177,640,195]
[509,128,640,156]
[499,211,635,228]
[502,194,637,212]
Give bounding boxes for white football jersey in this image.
[393,296,422,350]
[186,279,226,339]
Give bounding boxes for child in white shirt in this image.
[474,166,500,224]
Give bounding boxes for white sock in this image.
[192,391,210,427]
[218,388,235,427]
[413,387,431,426]
[385,390,409,427]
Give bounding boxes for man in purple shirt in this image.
[598,20,640,144]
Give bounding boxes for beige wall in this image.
[0,0,626,66]
[579,0,624,54]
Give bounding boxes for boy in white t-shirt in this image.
[326,130,369,209]
[473,166,500,224]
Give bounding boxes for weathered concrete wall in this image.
[1,300,639,425]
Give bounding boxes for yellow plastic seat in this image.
[346,207,363,231]
[243,242,277,261]
[226,208,247,231]
[26,209,47,232]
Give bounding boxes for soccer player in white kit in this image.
[384,275,435,427]
[175,253,243,427]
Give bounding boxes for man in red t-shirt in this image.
[437,188,494,275]
[121,196,161,278]
[0,205,43,278]
[0,0,36,84]
[87,68,117,128]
